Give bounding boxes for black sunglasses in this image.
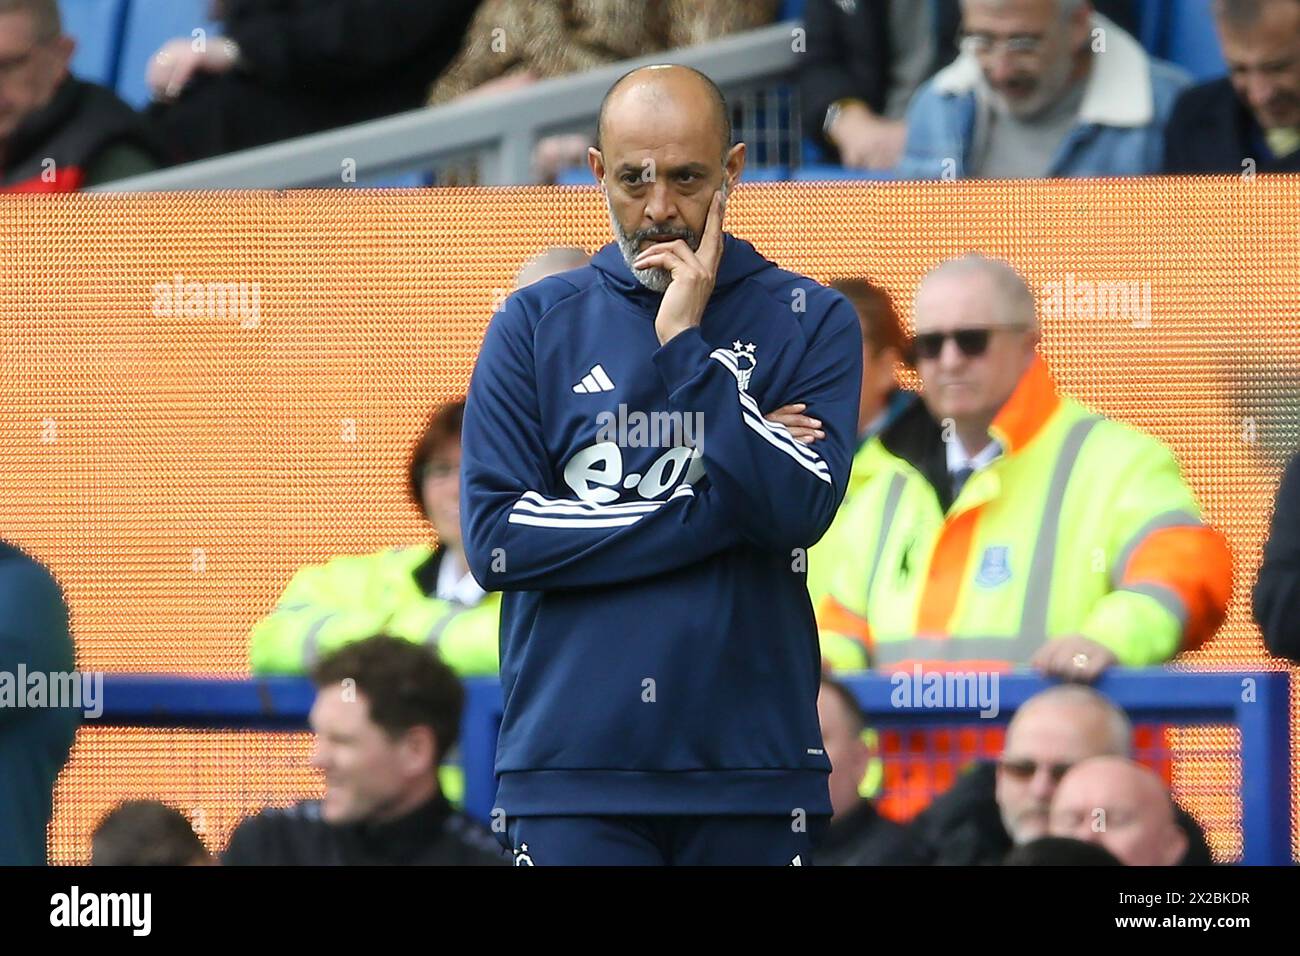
[999,758,1073,783]
[913,325,1027,361]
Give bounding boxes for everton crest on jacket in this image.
[461,234,862,817]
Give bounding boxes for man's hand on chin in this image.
[634,191,726,346]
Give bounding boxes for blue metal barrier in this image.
[98,668,1291,863]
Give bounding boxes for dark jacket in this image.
[1164,77,1300,174]
[1254,452,1300,661]
[152,0,482,161]
[799,0,961,157]
[877,386,956,511]
[817,799,927,866]
[1,77,167,190]
[222,794,508,865]
[907,761,1214,866]
[461,237,861,818]
[0,541,80,865]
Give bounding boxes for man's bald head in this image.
[589,64,745,292]
[915,253,1039,334]
[996,685,1131,844]
[1049,756,1189,865]
[597,64,732,161]
[1006,684,1131,756]
[514,246,591,290]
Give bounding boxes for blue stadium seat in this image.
[116,0,219,110]
[354,170,432,189]
[60,0,129,87]
[740,165,790,181]
[1157,0,1226,81]
[555,166,597,186]
[792,164,895,181]
[779,0,807,20]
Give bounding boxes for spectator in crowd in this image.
[1003,834,1122,864]
[801,0,1140,170]
[91,801,214,866]
[1253,451,1300,662]
[1164,0,1300,174]
[0,0,166,191]
[224,636,506,865]
[817,254,1232,678]
[0,538,79,865]
[908,685,1211,865]
[815,676,923,865]
[1049,757,1192,866]
[146,0,481,163]
[768,278,913,661]
[249,247,586,679]
[428,0,778,182]
[895,0,1188,180]
[801,0,962,170]
[514,246,591,289]
[248,399,499,680]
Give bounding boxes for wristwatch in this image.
[220,37,244,70]
[823,97,868,139]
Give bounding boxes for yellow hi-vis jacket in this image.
[249,545,500,677]
[817,357,1233,668]
[807,391,921,670]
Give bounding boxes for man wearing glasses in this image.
[895,0,1188,179]
[908,685,1211,864]
[0,0,165,191]
[817,254,1232,680]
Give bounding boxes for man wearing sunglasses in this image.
[895,0,1188,180]
[818,253,1232,680]
[909,685,1210,865]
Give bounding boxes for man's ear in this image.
[48,35,75,82]
[400,725,439,776]
[724,142,746,189]
[587,147,606,187]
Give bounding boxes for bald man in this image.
[818,253,1232,679]
[909,684,1211,864]
[461,65,863,865]
[1049,757,1190,865]
[513,246,591,289]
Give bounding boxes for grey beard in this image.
[604,182,727,293]
[607,203,675,293]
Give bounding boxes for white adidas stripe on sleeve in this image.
[507,484,695,530]
[707,349,831,480]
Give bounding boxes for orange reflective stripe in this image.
[915,506,983,635]
[1121,524,1234,651]
[988,356,1061,454]
[817,595,873,651]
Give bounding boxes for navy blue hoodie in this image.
[461,234,862,817]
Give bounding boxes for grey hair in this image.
[915,252,1039,331]
[1010,684,1133,757]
